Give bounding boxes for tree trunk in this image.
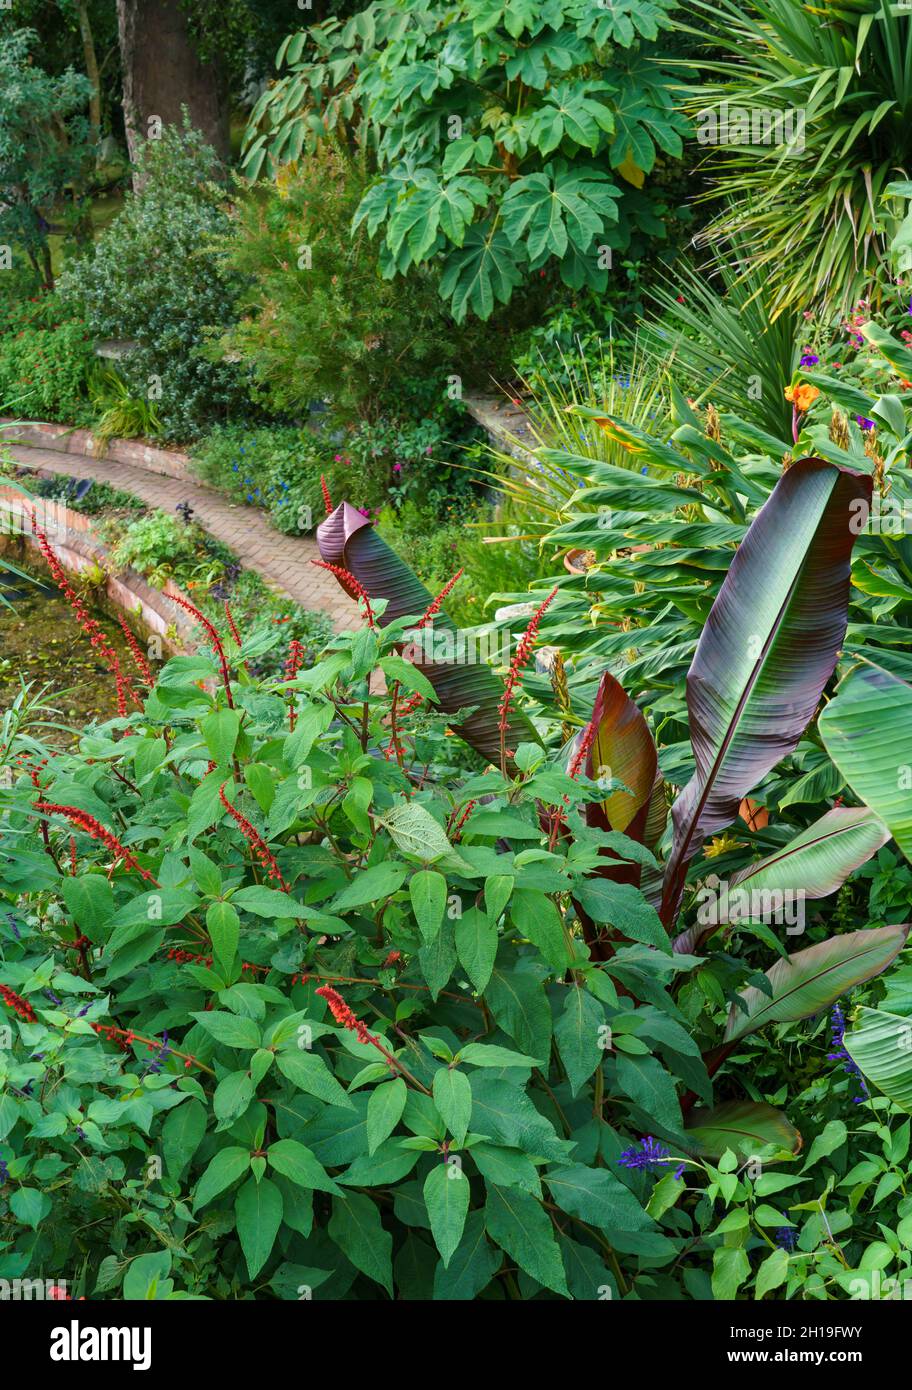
[115,0,229,189]
[75,0,102,134]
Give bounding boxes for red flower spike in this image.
[320,475,333,517]
[311,560,376,628]
[117,615,153,685]
[219,784,289,891]
[415,567,463,629]
[0,982,37,1022]
[497,587,558,766]
[169,593,234,707]
[33,803,159,884]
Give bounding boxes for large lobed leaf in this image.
[660,457,872,926]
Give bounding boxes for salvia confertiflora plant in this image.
[0,456,909,1302]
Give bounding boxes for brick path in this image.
[5,444,358,629]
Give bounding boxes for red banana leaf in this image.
[659,457,872,928]
[317,502,540,767]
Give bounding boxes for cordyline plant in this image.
[0,460,907,1301]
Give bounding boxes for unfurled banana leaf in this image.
[584,672,656,838]
[818,663,912,862]
[723,925,909,1044]
[673,806,890,954]
[684,1100,802,1159]
[317,502,540,766]
[845,1006,912,1112]
[659,457,872,927]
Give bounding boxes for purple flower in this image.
[4,913,21,940]
[618,1135,671,1171]
[0,1159,8,1185]
[856,416,875,431]
[43,989,62,1006]
[800,354,819,366]
[828,1002,868,1103]
[775,1227,797,1252]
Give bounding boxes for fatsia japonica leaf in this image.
[317,501,540,766]
[660,457,872,927]
[501,161,619,264]
[818,663,912,862]
[723,925,909,1043]
[438,223,525,322]
[844,1007,912,1112]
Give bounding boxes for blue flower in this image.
[800,353,819,367]
[856,416,875,431]
[828,1001,868,1102]
[618,1136,671,1171]
[775,1227,798,1252]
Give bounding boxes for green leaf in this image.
[230,885,304,918]
[329,1192,393,1295]
[214,1070,254,1125]
[454,907,498,993]
[485,960,551,1062]
[424,1162,470,1267]
[419,922,457,1001]
[382,803,453,862]
[433,1210,501,1300]
[207,901,239,975]
[684,1101,802,1159]
[235,1175,283,1279]
[483,1184,569,1297]
[458,1043,538,1069]
[547,1163,656,1236]
[554,986,605,1096]
[510,889,570,971]
[724,926,909,1042]
[192,1010,261,1050]
[819,664,912,863]
[194,1146,251,1209]
[10,1187,52,1229]
[501,162,619,262]
[367,1078,408,1154]
[845,1007,912,1112]
[484,874,514,921]
[615,1052,683,1133]
[60,875,113,945]
[267,1138,342,1195]
[575,879,669,951]
[438,223,525,323]
[277,1048,354,1109]
[331,861,408,912]
[162,1098,207,1178]
[712,1246,751,1301]
[201,708,240,767]
[409,869,447,944]
[433,1067,472,1144]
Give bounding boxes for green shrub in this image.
[58,121,253,442]
[191,425,339,535]
[215,143,458,424]
[0,290,95,423]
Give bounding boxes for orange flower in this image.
[784,383,820,412]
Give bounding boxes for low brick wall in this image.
[0,418,193,484]
[0,487,198,655]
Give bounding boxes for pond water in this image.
[0,561,138,743]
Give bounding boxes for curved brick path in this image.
[4,443,358,629]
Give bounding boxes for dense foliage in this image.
[244,0,689,321]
